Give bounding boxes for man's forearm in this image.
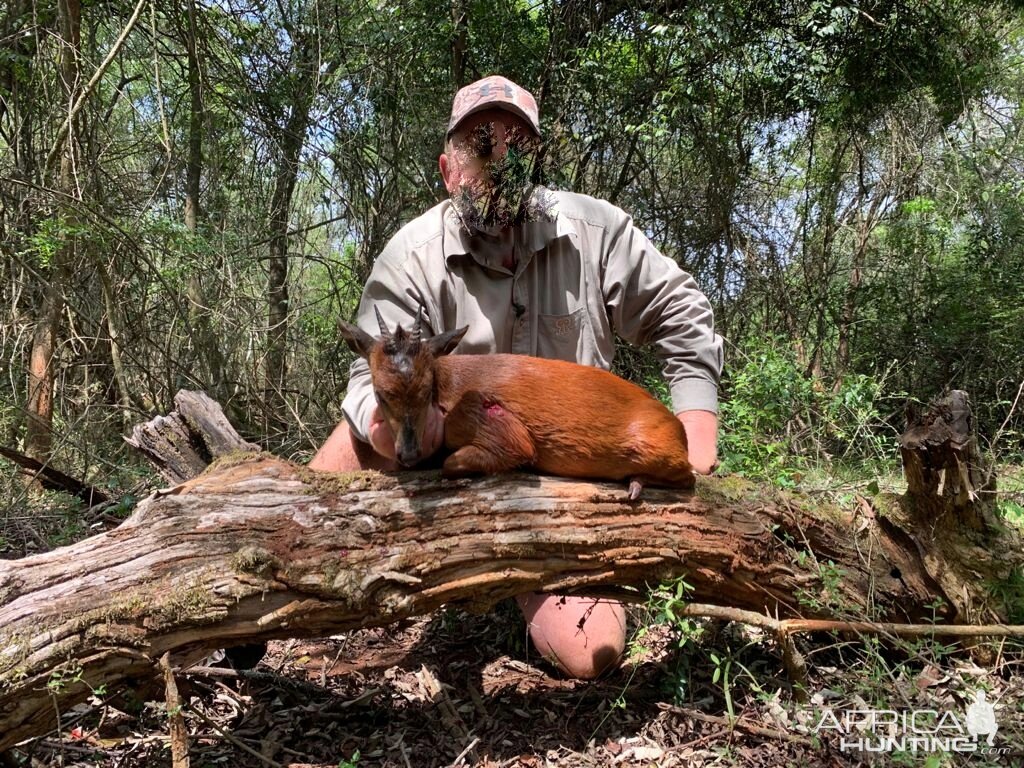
[677,409,718,475]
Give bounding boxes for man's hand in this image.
[677,409,718,475]
[367,409,397,460]
[368,404,445,462]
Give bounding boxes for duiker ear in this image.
[337,320,378,359]
[426,325,469,357]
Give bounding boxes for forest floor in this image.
[4,466,1024,768]
[9,598,1024,768]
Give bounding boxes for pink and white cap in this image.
[447,75,541,138]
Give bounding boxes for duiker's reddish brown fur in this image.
[340,309,694,494]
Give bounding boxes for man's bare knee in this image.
[516,594,626,679]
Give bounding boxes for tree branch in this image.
[44,0,149,178]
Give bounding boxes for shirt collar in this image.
[442,187,578,267]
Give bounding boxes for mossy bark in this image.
[1,390,1018,750]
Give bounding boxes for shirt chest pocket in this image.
[536,307,593,363]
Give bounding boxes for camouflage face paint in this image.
[450,122,548,231]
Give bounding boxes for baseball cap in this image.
[447,76,541,139]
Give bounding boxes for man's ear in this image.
[426,325,469,357]
[338,320,378,359]
[439,151,454,193]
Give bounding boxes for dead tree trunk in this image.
[125,389,260,484]
[900,390,997,527]
[0,391,1020,750]
[897,390,1006,625]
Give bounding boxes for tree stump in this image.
[125,390,260,484]
[895,390,1012,625]
[900,389,998,529]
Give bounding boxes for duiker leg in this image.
[442,442,528,476]
[443,397,535,477]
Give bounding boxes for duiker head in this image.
[339,308,467,466]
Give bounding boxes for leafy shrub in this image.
[720,337,894,484]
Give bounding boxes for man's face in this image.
[439,107,541,232]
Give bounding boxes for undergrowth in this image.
[0,422,152,559]
[717,336,904,487]
[629,575,1024,765]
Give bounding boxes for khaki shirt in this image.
[342,189,724,441]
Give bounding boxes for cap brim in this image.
[447,103,541,139]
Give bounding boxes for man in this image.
[310,75,723,679]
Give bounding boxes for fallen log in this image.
[0,391,1020,750]
[0,446,109,506]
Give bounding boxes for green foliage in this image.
[46,662,85,695]
[719,338,892,484]
[988,565,1024,624]
[645,575,699,639]
[795,559,854,614]
[109,494,137,519]
[611,341,671,406]
[5,10,1024,762]
[638,577,775,719]
[634,576,701,703]
[997,499,1024,528]
[854,177,1024,455]
[18,218,89,269]
[4,0,1024,565]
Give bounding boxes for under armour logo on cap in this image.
[447,75,541,138]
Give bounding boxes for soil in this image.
[13,603,1023,767]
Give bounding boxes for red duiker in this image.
[339,308,695,498]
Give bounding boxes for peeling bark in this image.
[23,282,61,460]
[1,391,1020,749]
[125,390,260,485]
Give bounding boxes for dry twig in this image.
[160,653,190,768]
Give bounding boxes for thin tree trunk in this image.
[25,0,81,461]
[0,0,39,231]
[24,283,62,459]
[181,0,226,402]
[95,259,134,427]
[264,34,317,432]
[451,0,468,88]
[183,0,201,235]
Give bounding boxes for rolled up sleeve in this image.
[341,358,376,442]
